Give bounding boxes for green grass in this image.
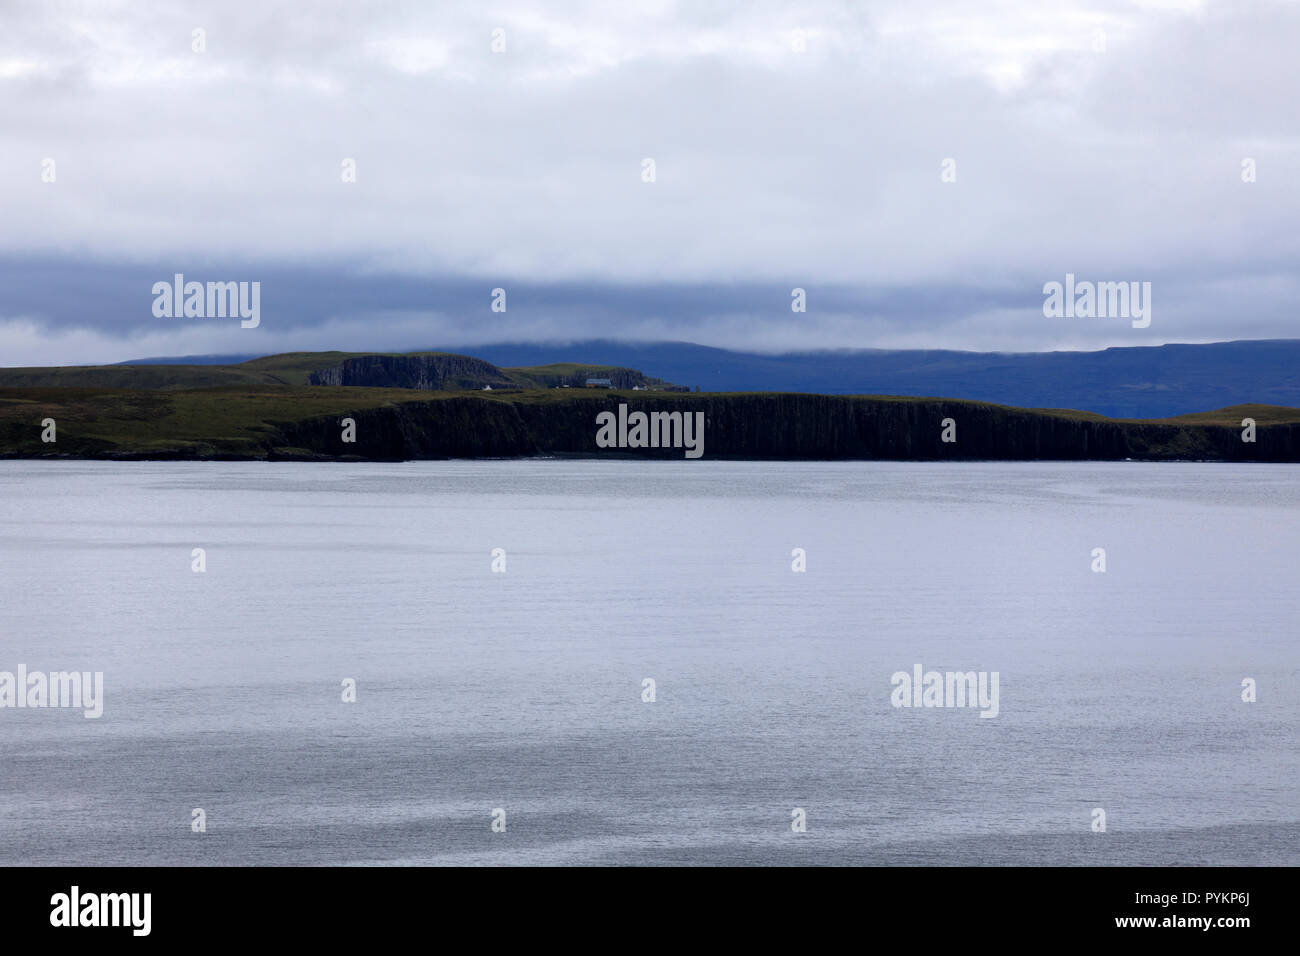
[0,385,421,454]
[1162,403,1300,425]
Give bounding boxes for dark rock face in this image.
[270,394,1300,462]
[307,354,515,390]
[270,398,538,460]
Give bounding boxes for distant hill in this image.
[454,340,1300,419]
[119,353,260,366]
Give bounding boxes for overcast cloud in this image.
[1,0,1297,364]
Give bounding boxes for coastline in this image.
[3,387,1298,463]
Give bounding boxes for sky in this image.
[1,0,1297,365]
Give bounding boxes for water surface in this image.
[0,460,1296,865]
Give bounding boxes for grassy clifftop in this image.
[2,385,1297,461]
[0,350,683,391]
[0,352,368,389]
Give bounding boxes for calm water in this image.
[0,460,1297,866]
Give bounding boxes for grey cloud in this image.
[0,0,1297,363]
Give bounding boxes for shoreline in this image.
[4,387,1300,463]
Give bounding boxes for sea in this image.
[1,459,1296,865]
